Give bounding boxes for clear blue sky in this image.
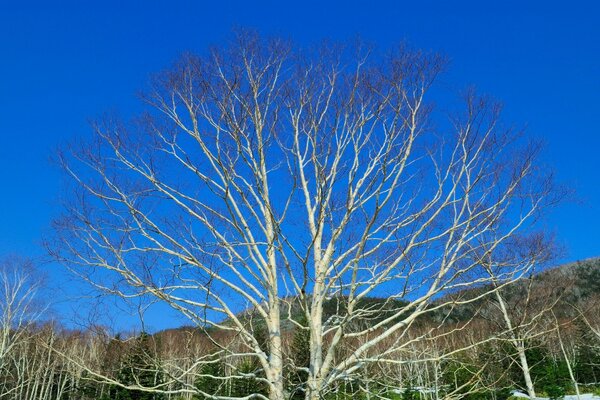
[0,0,598,329]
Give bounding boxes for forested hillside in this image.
[1,258,599,400]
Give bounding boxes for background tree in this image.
[287,314,310,400]
[0,256,45,398]
[111,332,166,400]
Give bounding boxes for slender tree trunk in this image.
[307,284,324,400]
[268,314,286,400]
[495,291,536,398]
[556,318,580,399]
[515,341,536,399]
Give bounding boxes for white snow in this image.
[510,391,600,399]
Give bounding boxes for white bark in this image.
[494,290,537,399]
[555,313,580,400]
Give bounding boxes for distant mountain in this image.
[154,257,600,337]
[432,256,600,324]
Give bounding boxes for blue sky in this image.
[0,0,598,330]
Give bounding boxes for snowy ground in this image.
[392,388,600,399]
[511,391,600,399]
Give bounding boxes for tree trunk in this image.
[516,342,536,399]
[268,293,285,400]
[495,290,536,398]
[556,319,580,400]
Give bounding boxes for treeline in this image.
[1,259,600,400]
[2,315,600,400]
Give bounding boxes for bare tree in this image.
[0,256,51,399]
[552,311,581,400]
[475,241,565,399]
[49,32,556,400]
[0,257,42,371]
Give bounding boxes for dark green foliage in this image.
[440,353,514,400]
[544,384,566,400]
[323,378,365,400]
[520,345,548,390]
[504,343,540,392]
[494,388,513,400]
[530,350,570,395]
[441,359,489,400]
[503,342,572,396]
[194,356,268,399]
[538,360,570,398]
[72,370,103,399]
[230,325,270,398]
[230,360,269,398]
[400,385,421,400]
[576,343,600,384]
[110,332,166,400]
[250,323,270,358]
[574,321,600,384]
[194,359,227,399]
[476,343,512,392]
[287,315,310,400]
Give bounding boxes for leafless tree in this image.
[0,257,41,359]
[0,256,44,395]
[49,32,557,400]
[475,240,565,399]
